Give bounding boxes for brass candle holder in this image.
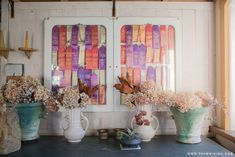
[18,31,37,59]
[114,128,125,140]
[98,129,109,140]
[18,47,37,59]
[0,30,14,59]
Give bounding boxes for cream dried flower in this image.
[43,96,60,112]
[79,92,90,108]
[155,90,175,106]
[1,76,59,112]
[34,86,50,102]
[139,80,156,93]
[57,87,90,109]
[195,91,215,107]
[58,87,80,109]
[172,92,202,113]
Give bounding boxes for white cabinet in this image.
[44,17,182,112]
[44,17,114,112]
[113,17,182,111]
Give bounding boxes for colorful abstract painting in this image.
[51,25,107,105]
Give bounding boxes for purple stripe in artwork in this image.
[139,44,146,69]
[52,26,59,51]
[91,73,98,87]
[85,26,92,50]
[84,69,92,87]
[71,25,78,46]
[99,46,106,70]
[91,74,98,99]
[133,44,139,67]
[125,25,132,46]
[147,66,155,81]
[153,25,161,49]
[126,45,133,67]
[72,45,79,70]
[78,67,85,82]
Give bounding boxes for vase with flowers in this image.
[114,75,159,142]
[1,76,59,141]
[0,88,21,154]
[157,91,219,144]
[56,79,98,143]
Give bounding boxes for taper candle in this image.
[25,31,29,49]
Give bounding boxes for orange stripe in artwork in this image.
[160,25,167,64]
[160,47,166,64]
[146,47,153,63]
[92,47,99,70]
[140,25,145,43]
[98,85,106,105]
[59,26,67,50]
[145,24,153,48]
[121,67,126,79]
[65,46,72,70]
[153,49,160,64]
[133,68,141,85]
[58,47,65,70]
[121,26,126,43]
[85,48,93,69]
[121,45,126,65]
[64,70,71,87]
[133,25,139,42]
[86,47,98,70]
[168,25,175,50]
[91,25,98,47]
[160,25,167,48]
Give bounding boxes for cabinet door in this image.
[114,17,182,111]
[44,17,113,112]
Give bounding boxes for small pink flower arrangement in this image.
[135,110,150,126]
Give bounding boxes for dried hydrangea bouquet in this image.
[157,91,219,144]
[1,76,59,141]
[56,79,98,143]
[114,74,160,142]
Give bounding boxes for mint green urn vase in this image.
[170,107,208,144]
[15,102,42,141]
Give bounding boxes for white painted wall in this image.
[1,1,215,135]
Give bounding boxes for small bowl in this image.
[120,137,142,147]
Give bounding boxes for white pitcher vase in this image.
[63,108,89,143]
[131,104,159,142]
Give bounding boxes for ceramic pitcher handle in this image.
[62,112,69,130]
[152,115,159,133]
[81,112,89,132]
[131,117,135,129]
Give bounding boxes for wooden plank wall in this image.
[1,1,215,135]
